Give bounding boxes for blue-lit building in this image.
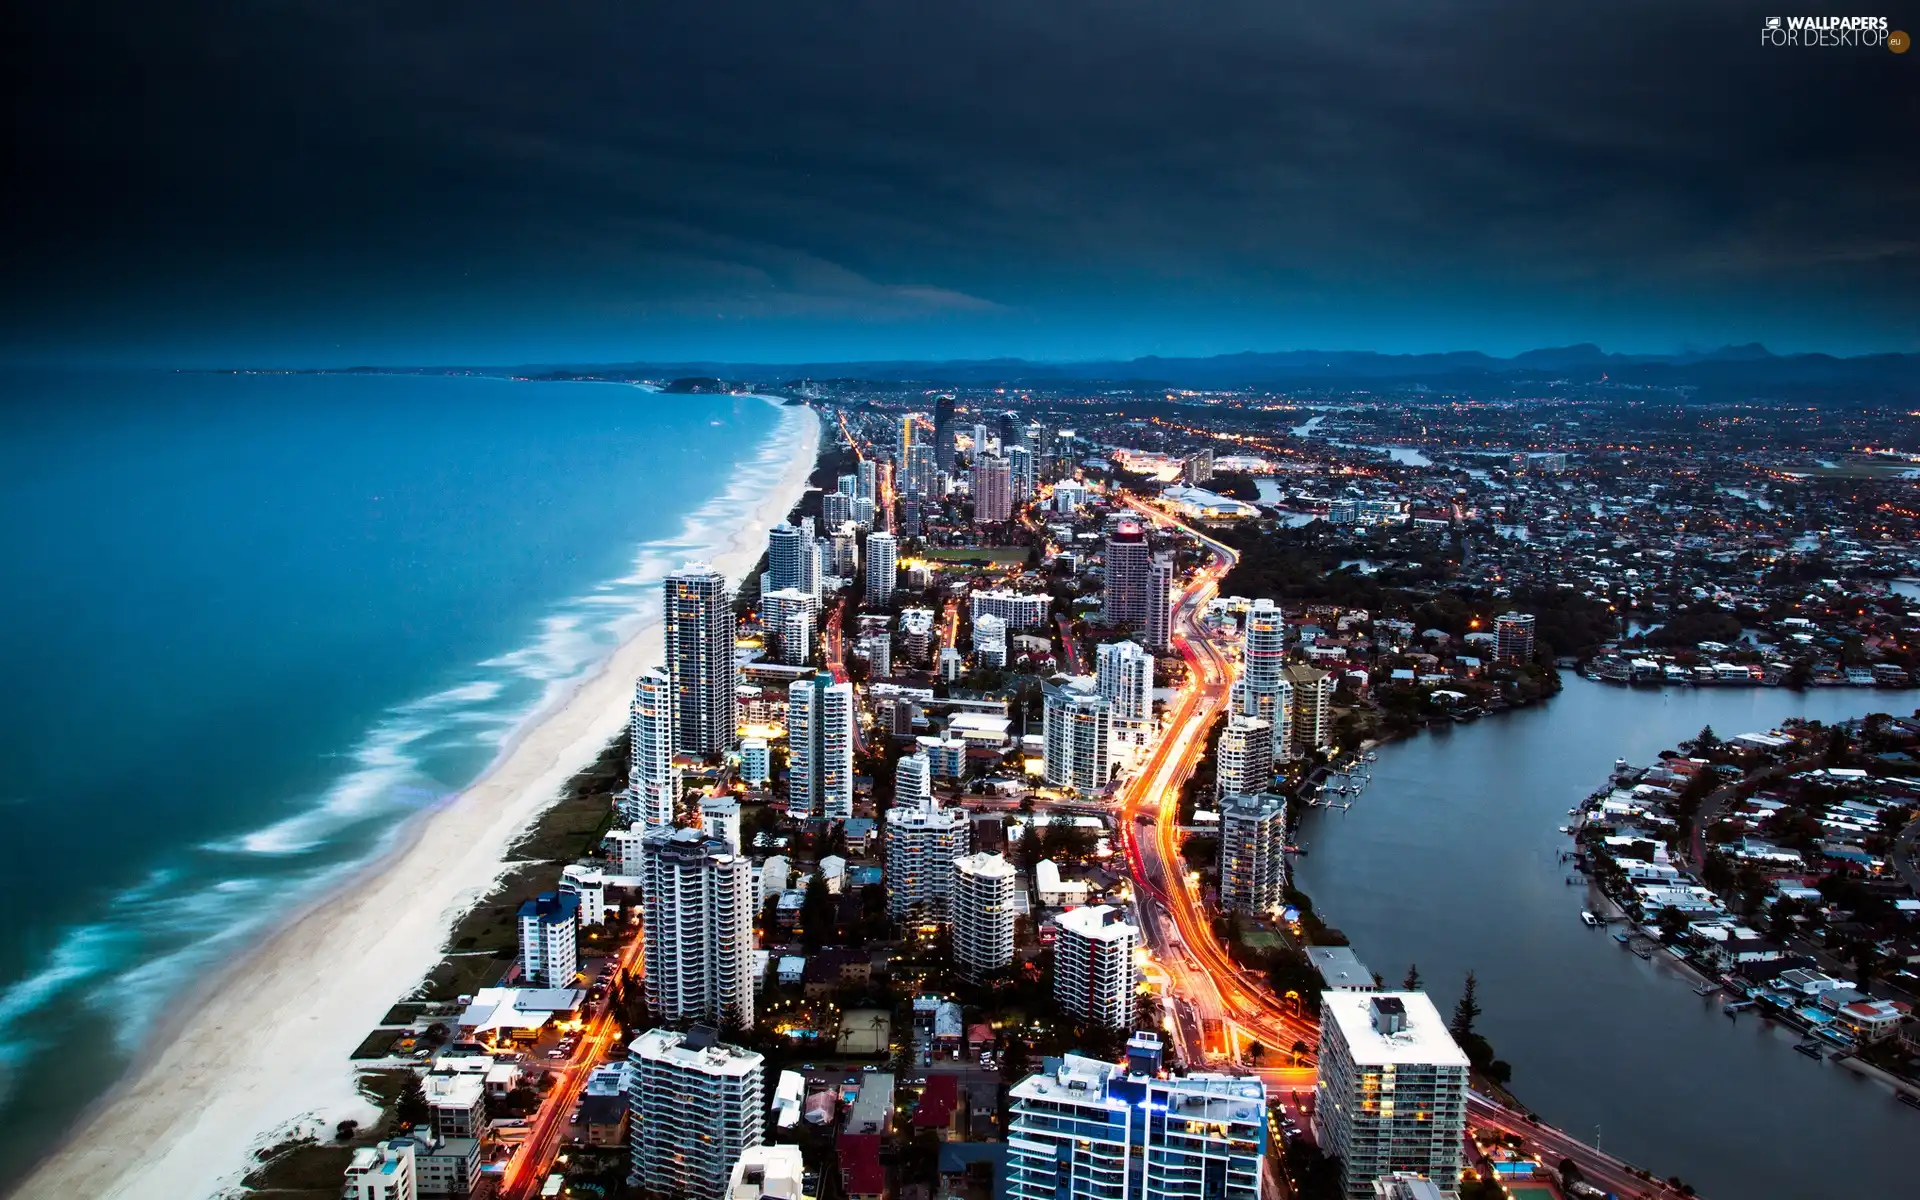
[1006,1034,1266,1200]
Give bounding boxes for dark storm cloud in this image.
[7,0,1917,360]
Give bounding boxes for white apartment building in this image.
[1236,598,1291,759]
[1219,791,1288,916]
[727,1144,806,1200]
[1315,992,1470,1200]
[951,852,1016,979]
[665,563,737,756]
[761,587,818,667]
[1043,677,1111,794]
[972,612,1009,669]
[1096,639,1156,769]
[899,607,937,663]
[516,892,579,988]
[605,827,647,878]
[628,1026,766,1200]
[1053,904,1138,1029]
[628,667,681,827]
[894,750,933,807]
[970,588,1052,630]
[864,531,897,606]
[344,1139,418,1200]
[700,794,742,854]
[884,793,970,922]
[559,862,607,927]
[738,736,770,786]
[1495,611,1536,662]
[861,631,892,677]
[1005,1048,1265,1200]
[1216,715,1274,800]
[423,1072,486,1139]
[642,827,756,1031]
[787,675,854,819]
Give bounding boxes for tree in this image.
[1656,905,1690,942]
[801,872,833,952]
[1402,963,1422,991]
[1449,971,1481,1043]
[395,1072,429,1129]
[1692,725,1719,754]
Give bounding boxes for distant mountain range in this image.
[483,343,1917,401]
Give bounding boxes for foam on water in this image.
[0,393,811,1122]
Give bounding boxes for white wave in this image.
[207,717,434,856]
[402,679,505,709]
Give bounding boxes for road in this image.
[497,928,646,1199]
[1116,489,1685,1200]
[1891,812,1920,897]
[1109,492,1319,1065]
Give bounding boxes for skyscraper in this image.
[1235,598,1291,760]
[1215,715,1273,801]
[894,750,933,808]
[1495,611,1537,662]
[884,791,969,921]
[856,458,877,503]
[934,393,956,475]
[1102,520,1152,627]
[1006,1047,1266,1200]
[951,852,1016,979]
[1006,443,1035,501]
[864,531,897,606]
[763,521,809,595]
[628,668,681,826]
[641,826,756,1030]
[1286,662,1334,757]
[1095,640,1154,722]
[1218,791,1288,916]
[1144,553,1174,651]
[1315,993,1469,1200]
[787,675,854,819]
[972,613,1008,669]
[1043,677,1111,794]
[1052,905,1138,1029]
[972,454,1012,523]
[665,563,736,756]
[628,1026,765,1200]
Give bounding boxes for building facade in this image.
[1102,520,1152,627]
[515,892,579,987]
[1043,678,1112,794]
[628,1026,766,1200]
[970,588,1052,630]
[1218,791,1288,916]
[641,827,756,1030]
[864,531,897,606]
[1215,715,1274,800]
[1144,553,1174,651]
[884,792,970,921]
[1495,611,1536,662]
[951,852,1017,979]
[1053,904,1138,1029]
[628,667,681,826]
[1006,1046,1265,1200]
[786,675,854,819]
[1286,663,1334,757]
[1314,992,1469,1200]
[665,563,737,756]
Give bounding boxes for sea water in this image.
[0,368,798,1177]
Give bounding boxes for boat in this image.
[1613,930,1632,944]
[1631,943,1653,959]
[1693,983,1718,996]
[1898,1092,1920,1111]
[1723,1000,1756,1016]
[1580,911,1599,927]
[1558,825,1573,835]
[1793,1042,1825,1060]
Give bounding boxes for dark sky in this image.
[8,1,1917,365]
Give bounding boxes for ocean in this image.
[0,368,796,1179]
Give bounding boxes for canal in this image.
[1293,675,1918,1199]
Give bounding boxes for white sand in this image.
[14,400,820,1200]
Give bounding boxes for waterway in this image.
[1294,674,1919,1199]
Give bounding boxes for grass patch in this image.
[380,1002,426,1026]
[349,1029,406,1060]
[1239,931,1283,950]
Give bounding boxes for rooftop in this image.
[1322,990,1469,1067]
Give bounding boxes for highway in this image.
[1115,490,1683,1200]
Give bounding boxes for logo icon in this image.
[1765,16,1782,30]
[1892,28,1910,51]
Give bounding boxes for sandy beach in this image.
[13,399,820,1200]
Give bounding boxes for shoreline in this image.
[11,399,821,1200]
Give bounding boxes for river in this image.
[1293,674,1918,1199]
